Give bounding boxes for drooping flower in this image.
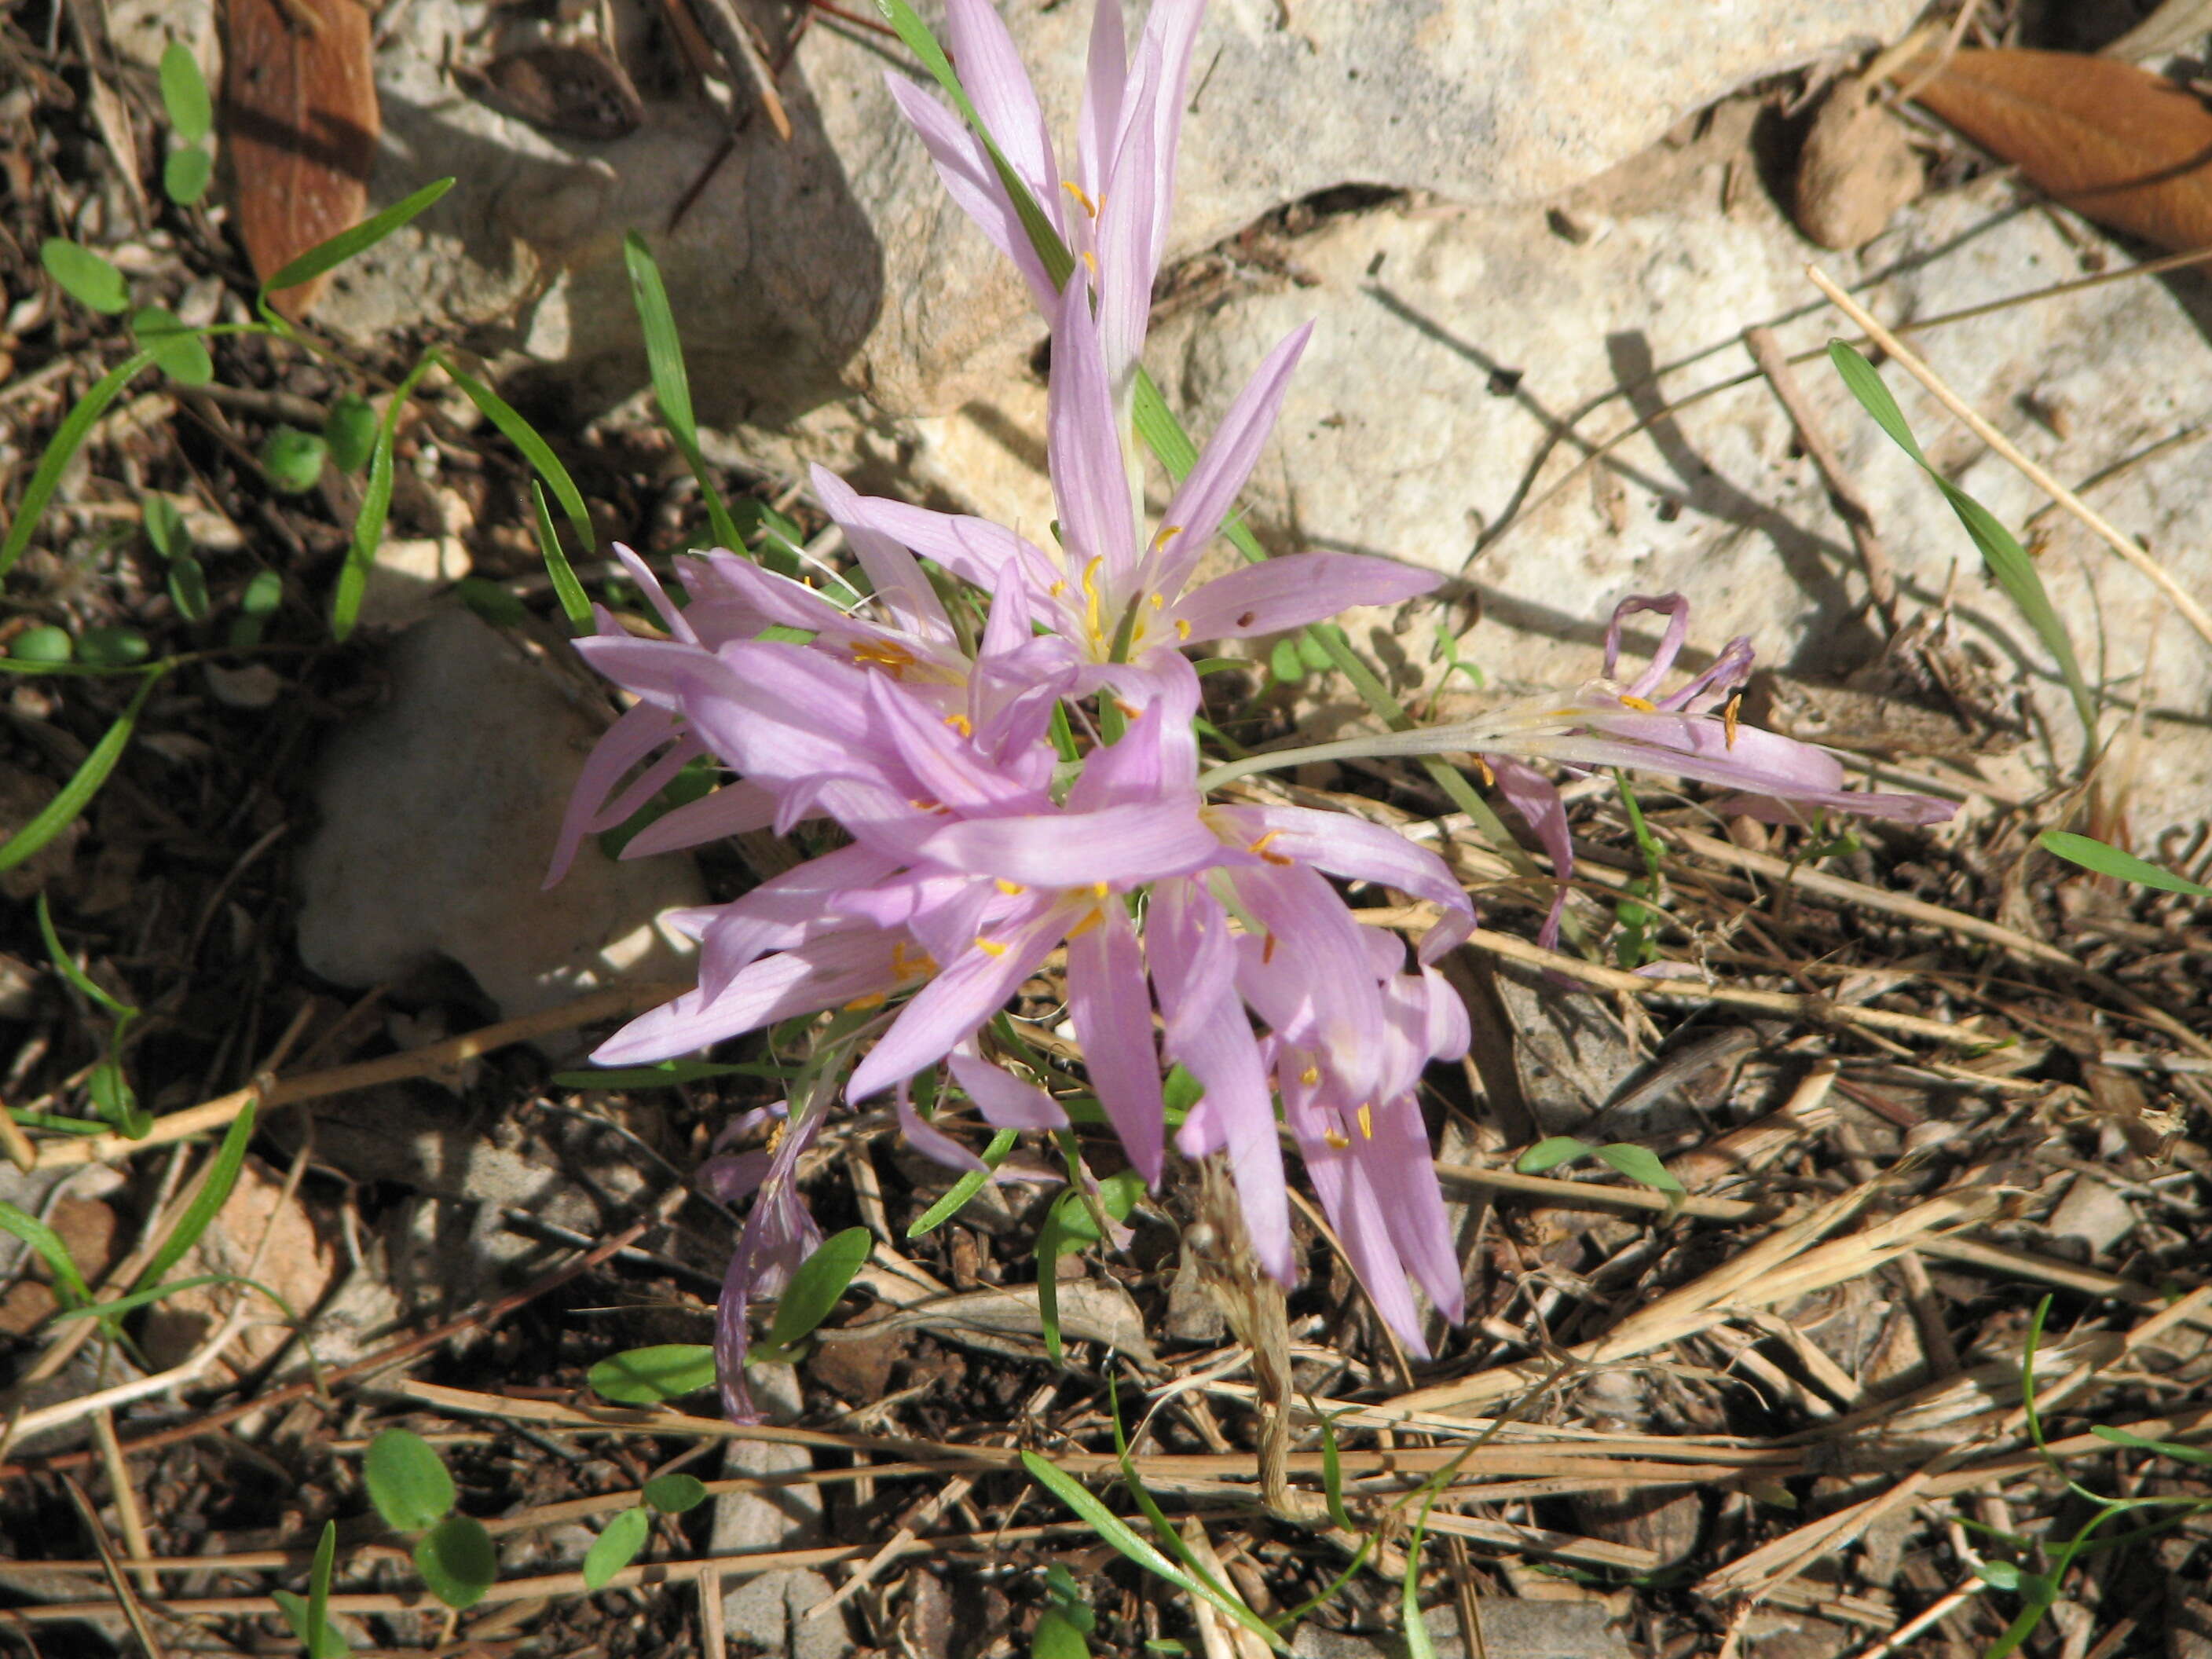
[699,1097,826,1422]
[1199,593,1957,946]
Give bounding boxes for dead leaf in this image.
[1908,49,2212,251]
[460,42,644,141]
[1795,75,1922,251]
[222,0,380,318]
[139,1156,335,1375]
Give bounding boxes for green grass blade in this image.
[0,1199,92,1308]
[0,668,165,873]
[908,1127,1019,1236]
[533,481,593,632]
[259,177,455,312]
[620,233,742,552]
[1017,1451,1288,1651]
[2040,830,2212,897]
[307,1519,339,1657]
[1,348,160,581]
[334,351,438,640]
[1401,1490,1441,1659]
[130,1101,255,1294]
[442,362,592,550]
[1827,341,2096,734]
[35,892,137,1018]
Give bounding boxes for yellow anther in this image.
[1619,694,1659,712]
[1248,830,1293,867]
[973,936,1009,958]
[1061,179,1100,218]
[1153,524,1184,548]
[1081,555,1107,644]
[1262,932,1278,965]
[1723,691,1742,750]
[842,991,888,1012]
[1322,1128,1351,1150]
[1149,592,1165,610]
[1081,249,1098,276]
[1049,579,1068,598]
[1472,755,1496,787]
[994,879,1028,896]
[1066,906,1104,940]
[944,712,972,737]
[851,639,918,675]
[1090,881,1110,899]
[1175,618,1191,641]
[892,942,937,980]
[1115,698,1141,718]
[909,797,948,814]
[1299,1064,1320,1086]
[1357,1102,1375,1140]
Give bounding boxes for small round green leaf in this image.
[76,627,150,666]
[1514,1135,1595,1174]
[1591,1142,1685,1196]
[167,554,210,623]
[323,394,378,474]
[260,426,328,493]
[41,239,128,314]
[414,1515,496,1610]
[588,1343,716,1405]
[163,145,213,207]
[1033,1607,1092,1659]
[9,626,73,664]
[1976,1560,2021,1591]
[1295,632,1335,674]
[582,1506,650,1590]
[364,1427,456,1532]
[141,493,188,560]
[761,1226,872,1357]
[130,306,212,386]
[1267,637,1305,685]
[159,42,213,141]
[241,569,284,617]
[642,1473,708,1514]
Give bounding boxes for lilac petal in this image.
[1298,1129,1428,1357]
[1488,756,1574,951]
[897,1079,987,1174]
[1226,864,1389,1100]
[865,674,1043,815]
[1145,325,1311,596]
[1065,902,1164,1181]
[883,74,1057,313]
[1360,1104,1467,1326]
[613,544,698,643]
[826,491,1064,602]
[1216,803,1471,928]
[1066,685,1194,811]
[1153,882,1293,1280]
[700,1149,772,1204]
[595,932,895,1064]
[848,905,1065,1100]
[1089,63,1160,397]
[940,0,1060,218]
[1075,0,1127,202]
[1606,593,1690,696]
[811,464,954,645]
[1663,634,1756,711]
[1169,553,1439,643]
[1047,273,1138,591]
[547,702,690,887]
[915,799,1221,887]
[622,779,781,860]
[950,1053,1068,1130]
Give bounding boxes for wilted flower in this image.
[699,1099,825,1422]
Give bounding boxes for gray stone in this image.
[294,608,703,1025]
[1291,1599,1619,1659]
[111,0,1915,421]
[715,1367,855,1659]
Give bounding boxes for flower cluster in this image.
[549,0,1953,1416]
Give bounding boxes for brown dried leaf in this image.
[222,0,379,319]
[1910,48,2212,252]
[461,42,644,141]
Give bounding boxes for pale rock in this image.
[108,0,1914,419]
[294,608,702,1023]
[715,1366,856,1659]
[140,1156,335,1375]
[2045,1171,2137,1258]
[356,536,474,632]
[1291,1599,1618,1659]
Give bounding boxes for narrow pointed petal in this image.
[621,779,782,860]
[595,933,895,1064]
[1075,0,1127,201]
[897,1079,988,1174]
[940,0,1060,209]
[1146,324,1310,595]
[1298,1130,1428,1357]
[1606,593,1690,694]
[848,906,1065,1100]
[884,74,1058,311]
[1047,275,1138,589]
[916,799,1221,887]
[825,489,1068,610]
[1065,903,1164,1181]
[950,1053,1068,1130]
[1218,803,1470,928]
[811,464,954,643]
[1487,756,1573,951]
[1169,552,1438,643]
[547,702,691,887]
[613,543,698,643]
[865,675,1043,815]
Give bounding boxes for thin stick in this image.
[1805,263,2212,654]
[89,1408,159,1597]
[1745,324,1901,637]
[32,981,682,1167]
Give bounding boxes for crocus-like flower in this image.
[830,281,1441,698]
[1199,594,1957,945]
[888,0,1203,402]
